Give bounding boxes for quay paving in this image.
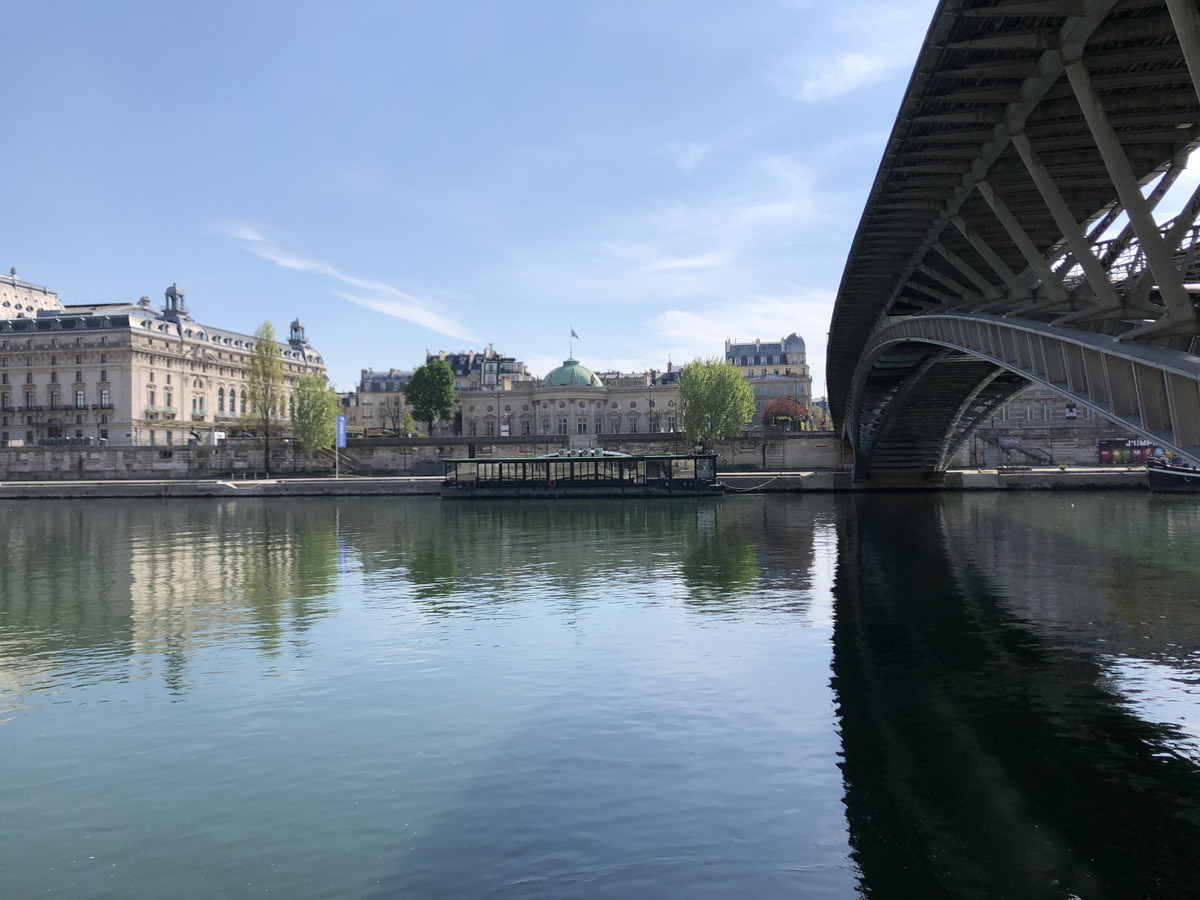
[0,468,1151,499]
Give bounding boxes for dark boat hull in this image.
[1146,461,1200,492]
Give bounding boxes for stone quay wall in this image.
[0,432,845,480]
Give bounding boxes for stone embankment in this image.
[0,476,443,500]
[0,467,1151,500]
[722,468,1147,492]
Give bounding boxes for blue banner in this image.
[336,415,347,448]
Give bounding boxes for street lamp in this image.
[646,368,656,434]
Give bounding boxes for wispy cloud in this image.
[509,149,824,308]
[652,289,836,394]
[332,291,476,339]
[641,251,731,272]
[665,140,710,173]
[221,224,477,341]
[770,4,930,103]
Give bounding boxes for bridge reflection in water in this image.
[833,494,1200,898]
[1,496,1199,896]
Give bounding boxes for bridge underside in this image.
[851,312,1200,480]
[854,346,1025,480]
[826,0,1200,480]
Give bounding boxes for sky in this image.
[1,0,947,393]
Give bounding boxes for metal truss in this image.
[851,313,1200,477]
[828,0,1200,479]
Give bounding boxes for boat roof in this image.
[443,451,713,463]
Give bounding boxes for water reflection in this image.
[2,495,837,899]
[833,494,1200,899]
[0,497,822,705]
[4,491,1199,897]
[335,497,817,618]
[0,501,341,699]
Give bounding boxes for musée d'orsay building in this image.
[0,272,325,448]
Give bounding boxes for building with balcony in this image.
[0,275,324,447]
[351,368,414,435]
[724,333,812,422]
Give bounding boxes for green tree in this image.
[292,373,338,452]
[677,357,755,450]
[243,322,286,475]
[406,359,456,435]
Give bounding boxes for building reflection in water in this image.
[0,500,340,698]
[333,496,819,620]
[832,493,1200,898]
[0,496,823,704]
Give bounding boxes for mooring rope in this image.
[723,474,787,493]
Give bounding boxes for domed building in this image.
[540,357,604,388]
[439,350,681,439]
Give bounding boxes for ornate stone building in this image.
[0,274,324,447]
[724,333,812,422]
[455,357,681,439]
[345,368,414,435]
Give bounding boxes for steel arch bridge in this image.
[827,0,1200,481]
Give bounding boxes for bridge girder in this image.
[851,314,1200,478]
[828,0,1200,479]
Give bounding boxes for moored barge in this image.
[1146,457,1200,493]
[441,449,723,499]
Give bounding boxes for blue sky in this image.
[2,0,944,393]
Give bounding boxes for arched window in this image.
[229,389,237,415]
[218,387,225,413]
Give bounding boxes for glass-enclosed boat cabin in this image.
[441,451,722,498]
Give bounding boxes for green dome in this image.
[541,357,603,387]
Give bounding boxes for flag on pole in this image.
[571,327,580,339]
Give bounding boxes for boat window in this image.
[671,459,696,480]
[646,459,669,480]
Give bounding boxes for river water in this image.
[0,494,1197,898]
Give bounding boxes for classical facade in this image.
[724,333,812,422]
[456,357,681,439]
[0,274,325,447]
[346,368,414,435]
